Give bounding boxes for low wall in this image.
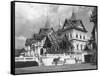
[15,61,39,68]
[41,57,76,66]
[41,53,86,66]
[15,57,39,62]
[15,53,85,67]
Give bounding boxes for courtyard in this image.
[15,63,97,74]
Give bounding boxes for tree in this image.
[25,38,35,47]
[43,36,52,48]
[89,7,97,65]
[62,35,73,53]
[25,38,32,46]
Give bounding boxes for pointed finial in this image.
[71,8,76,20]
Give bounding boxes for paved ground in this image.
[15,63,97,74]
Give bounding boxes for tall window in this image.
[80,35,82,39]
[76,34,78,38]
[81,44,82,50]
[70,33,72,38]
[77,44,79,50]
[83,36,85,39]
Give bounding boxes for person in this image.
[53,57,60,66]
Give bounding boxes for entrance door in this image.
[84,54,92,63]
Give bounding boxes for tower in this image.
[62,10,89,63]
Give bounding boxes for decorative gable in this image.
[62,11,87,32]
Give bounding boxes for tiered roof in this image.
[62,12,87,32]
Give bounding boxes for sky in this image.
[15,2,94,49]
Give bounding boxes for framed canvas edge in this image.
[11,1,98,75]
[11,1,15,75]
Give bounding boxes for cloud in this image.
[15,2,94,49]
[16,36,26,41]
[15,36,26,49]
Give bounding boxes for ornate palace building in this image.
[15,11,91,64]
[62,12,90,53]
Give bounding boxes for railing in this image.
[15,57,38,62]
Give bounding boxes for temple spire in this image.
[45,12,50,28]
[58,18,62,29]
[71,9,76,20]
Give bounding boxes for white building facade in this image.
[62,12,90,63]
[68,29,89,52]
